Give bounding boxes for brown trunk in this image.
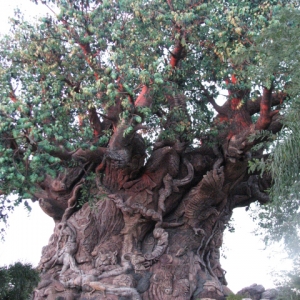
[34,197,231,299]
[33,128,270,300]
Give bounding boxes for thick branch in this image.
[135,85,152,108]
[88,107,102,138]
[255,85,277,130]
[170,41,185,68]
[247,92,287,116]
[49,146,106,163]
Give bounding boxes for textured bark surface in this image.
[33,122,273,299]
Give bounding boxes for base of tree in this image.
[34,195,231,300]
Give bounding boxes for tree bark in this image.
[33,124,270,300]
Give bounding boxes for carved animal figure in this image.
[113,274,135,287]
[88,282,142,300]
[172,168,226,235]
[95,250,118,268]
[172,278,190,299]
[42,221,80,275]
[144,227,168,261]
[150,269,174,300]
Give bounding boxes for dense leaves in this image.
[0,3,299,274]
[0,262,40,300]
[0,0,294,213]
[242,7,300,257]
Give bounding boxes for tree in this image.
[0,0,296,299]
[244,6,300,259]
[245,7,300,296]
[0,262,40,300]
[269,255,300,300]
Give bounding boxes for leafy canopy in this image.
[242,6,300,257]
[0,0,297,225]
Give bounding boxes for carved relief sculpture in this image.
[0,1,288,299]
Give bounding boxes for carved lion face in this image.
[95,251,118,267]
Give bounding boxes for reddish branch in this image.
[135,85,152,107]
[88,107,102,138]
[170,41,185,68]
[254,86,280,130]
[248,92,286,115]
[61,19,100,80]
[117,78,134,104]
[221,76,284,130]
[78,115,84,128]
[214,74,252,134]
[255,85,279,130]
[135,38,187,109]
[166,0,174,10]
[218,92,286,118]
[9,90,17,103]
[225,74,243,111]
[78,42,99,80]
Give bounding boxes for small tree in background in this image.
[246,6,300,259]
[0,262,39,300]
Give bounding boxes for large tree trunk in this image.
[33,126,270,300]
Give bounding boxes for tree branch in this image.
[200,83,227,115]
[49,146,106,163]
[88,107,102,138]
[135,85,152,108]
[255,85,279,130]
[166,0,174,11]
[247,92,287,116]
[170,41,185,68]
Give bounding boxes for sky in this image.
[0,0,293,294]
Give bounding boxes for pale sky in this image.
[0,0,293,294]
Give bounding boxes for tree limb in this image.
[247,92,287,116]
[255,85,276,130]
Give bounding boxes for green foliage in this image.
[0,262,40,300]
[0,0,298,231]
[270,106,300,201]
[248,158,268,177]
[239,6,300,94]
[226,294,243,300]
[274,257,300,300]
[242,6,300,258]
